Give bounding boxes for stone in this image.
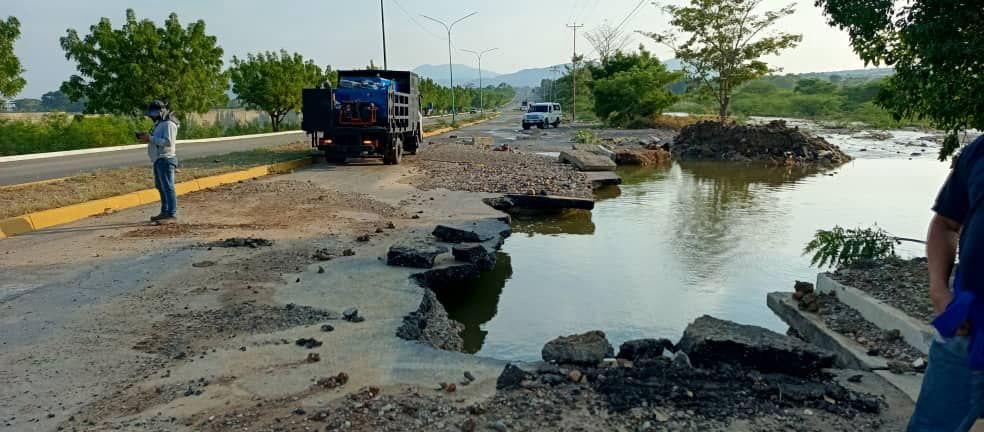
[386,242,448,269]
[491,420,508,432]
[356,234,371,242]
[568,370,583,383]
[452,244,495,270]
[295,338,322,349]
[413,264,481,289]
[342,308,359,320]
[502,194,594,211]
[496,364,529,390]
[677,315,836,376]
[192,261,216,268]
[460,418,477,432]
[463,371,475,382]
[306,353,320,363]
[433,225,489,243]
[483,196,516,211]
[847,374,864,383]
[317,266,325,274]
[559,149,617,171]
[671,351,692,369]
[320,324,334,332]
[793,280,815,300]
[542,330,614,365]
[617,338,675,361]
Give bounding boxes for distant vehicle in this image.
[302,70,422,165]
[522,103,562,130]
[469,107,478,114]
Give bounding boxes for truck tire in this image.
[552,118,560,128]
[384,137,403,165]
[522,123,531,130]
[537,122,545,129]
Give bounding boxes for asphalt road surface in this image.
[0,114,476,186]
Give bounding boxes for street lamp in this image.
[421,12,478,124]
[461,48,498,113]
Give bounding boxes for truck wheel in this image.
[553,119,561,128]
[384,138,403,165]
[537,122,545,129]
[522,123,531,130]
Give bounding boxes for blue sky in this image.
[7,0,871,98]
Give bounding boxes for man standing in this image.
[138,100,180,224]
[909,135,984,431]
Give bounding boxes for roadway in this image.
[0,114,479,186]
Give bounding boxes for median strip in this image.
[0,114,498,239]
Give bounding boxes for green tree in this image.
[0,16,27,103]
[41,90,86,112]
[794,78,837,95]
[60,9,228,116]
[12,98,41,112]
[229,50,325,132]
[647,0,802,122]
[588,48,683,126]
[815,0,983,160]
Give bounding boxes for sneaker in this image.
[155,216,177,225]
[150,213,167,222]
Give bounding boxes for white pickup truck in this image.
[522,103,562,129]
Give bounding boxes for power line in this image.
[612,0,647,34]
[577,0,602,26]
[390,0,446,41]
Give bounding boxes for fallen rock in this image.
[315,373,349,389]
[617,338,675,362]
[677,315,836,376]
[451,244,495,270]
[559,149,617,171]
[295,338,322,349]
[386,242,448,269]
[500,193,594,211]
[433,225,489,243]
[793,280,815,300]
[192,261,216,268]
[614,149,671,166]
[313,249,333,261]
[396,290,464,351]
[413,264,481,289]
[342,308,364,323]
[496,364,530,390]
[542,330,614,365]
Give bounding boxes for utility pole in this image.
[461,48,498,112]
[566,23,583,123]
[549,65,560,102]
[380,0,388,69]
[422,12,478,124]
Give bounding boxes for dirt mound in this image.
[614,148,672,166]
[672,120,851,166]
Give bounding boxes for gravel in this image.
[829,258,933,323]
[412,143,592,198]
[817,292,924,363]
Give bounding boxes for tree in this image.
[646,0,802,122]
[0,16,26,103]
[588,48,684,126]
[585,21,631,61]
[229,50,325,132]
[60,9,228,116]
[794,78,837,95]
[815,0,984,160]
[41,90,86,112]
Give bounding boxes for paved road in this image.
[0,114,479,186]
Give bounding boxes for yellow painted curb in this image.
[0,114,499,239]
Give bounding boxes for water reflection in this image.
[439,158,951,361]
[438,253,512,353]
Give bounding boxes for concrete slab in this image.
[816,273,935,355]
[875,370,923,403]
[559,150,617,171]
[767,292,888,371]
[584,171,622,189]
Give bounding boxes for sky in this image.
[6,0,872,99]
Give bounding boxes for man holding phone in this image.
[136,100,180,224]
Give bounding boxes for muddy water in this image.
[440,152,954,361]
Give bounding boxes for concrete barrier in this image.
[816,273,935,355]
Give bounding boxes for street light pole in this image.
[422,12,477,124]
[461,48,498,113]
[566,23,584,123]
[380,0,388,69]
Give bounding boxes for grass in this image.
[0,143,312,219]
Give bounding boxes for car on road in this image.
[522,103,562,129]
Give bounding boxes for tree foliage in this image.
[803,225,898,269]
[646,0,802,121]
[0,16,27,103]
[230,50,325,132]
[11,98,41,112]
[60,9,228,116]
[41,90,86,112]
[589,48,683,126]
[815,0,984,160]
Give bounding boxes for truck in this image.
[302,70,422,165]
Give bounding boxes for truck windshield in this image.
[338,77,389,90]
[530,105,550,113]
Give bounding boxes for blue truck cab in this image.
[302,70,422,165]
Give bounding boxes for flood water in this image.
[440,149,955,361]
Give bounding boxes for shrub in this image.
[803,225,899,268]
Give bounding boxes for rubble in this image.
[541,330,614,365]
[677,315,836,376]
[386,242,448,269]
[219,237,273,248]
[672,120,851,166]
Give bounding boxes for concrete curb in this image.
[0,131,307,163]
[0,116,496,240]
[767,292,888,371]
[816,273,935,355]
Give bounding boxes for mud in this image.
[672,120,852,166]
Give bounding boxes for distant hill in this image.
[465,59,682,88]
[794,68,894,80]
[413,64,500,87]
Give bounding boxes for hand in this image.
[137,133,150,143]
[957,321,971,337]
[930,287,953,315]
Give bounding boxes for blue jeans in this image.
[153,157,177,217]
[908,336,984,431]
